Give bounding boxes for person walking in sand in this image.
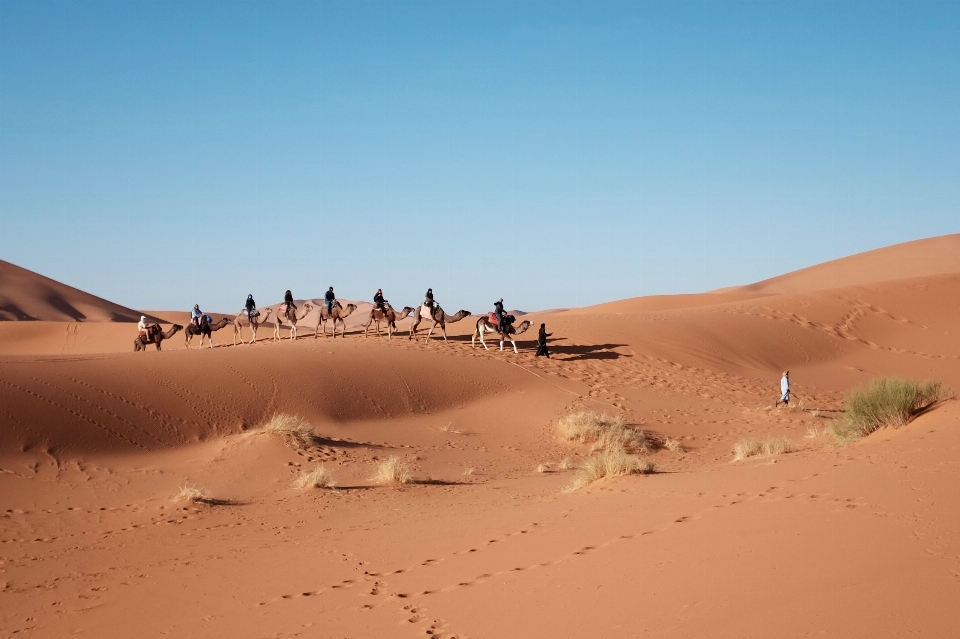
[776,371,790,407]
[535,323,552,358]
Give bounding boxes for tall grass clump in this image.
[565,450,655,492]
[830,378,947,445]
[733,437,792,461]
[294,465,336,490]
[370,456,413,485]
[557,411,651,452]
[260,413,318,450]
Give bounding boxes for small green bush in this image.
[830,378,945,444]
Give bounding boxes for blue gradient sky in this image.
[1,1,957,313]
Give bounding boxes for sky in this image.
[1,0,958,313]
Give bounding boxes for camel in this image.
[273,302,314,342]
[472,314,533,353]
[409,303,471,342]
[363,305,415,339]
[134,324,183,352]
[314,302,358,339]
[185,316,232,349]
[233,307,272,345]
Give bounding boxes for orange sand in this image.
[1,235,959,638]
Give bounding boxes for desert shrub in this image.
[557,411,651,452]
[260,413,318,450]
[830,378,946,444]
[733,437,792,461]
[663,438,684,452]
[173,485,214,504]
[370,456,413,485]
[294,465,336,489]
[564,450,655,492]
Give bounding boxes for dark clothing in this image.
[538,326,551,344]
[245,298,256,313]
[536,326,552,357]
[374,293,385,311]
[325,290,335,302]
[494,301,504,327]
[284,292,294,306]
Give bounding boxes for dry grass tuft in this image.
[559,457,573,470]
[733,437,792,461]
[260,413,318,450]
[557,411,651,452]
[564,450,655,492]
[830,378,950,445]
[663,438,684,452]
[294,465,336,490]
[173,485,215,505]
[536,463,551,473]
[370,456,413,485]
[463,467,475,476]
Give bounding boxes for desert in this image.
[1,235,959,637]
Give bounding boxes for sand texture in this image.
[1,235,959,638]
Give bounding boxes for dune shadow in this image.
[549,342,630,361]
[414,479,469,486]
[194,497,245,506]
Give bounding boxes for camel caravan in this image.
[134,288,544,354]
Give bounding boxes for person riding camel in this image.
[283,290,296,315]
[424,288,435,311]
[374,289,387,312]
[191,304,203,328]
[325,287,336,315]
[138,315,149,332]
[245,294,257,318]
[493,298,505,330]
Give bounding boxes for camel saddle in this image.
[139,324,160,341]
[421,304,435,318]
[487,312,500,326]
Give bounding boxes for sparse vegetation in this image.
[294,465,336,490]
[564,450,655,492]
[536,463,551,473]
[463,467,475,476]
[260,413,318,450]
[663,438,684,452]
[173,485,215,505]
[559,457,572,470]
[370,456,413,485]
[557,411,651,452]
[733,437,792,461]
[829,378,948,445]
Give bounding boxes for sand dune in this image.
[738,233,960,294]
[2,236,959,638]
[0,259,154,322]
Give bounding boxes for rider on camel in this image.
[493,298,505,330]
[374,289,387,312]
[283,290,296,315]
[245,294,257,318]
[325,287,336,314]
[191,304,203,328]
[424,288,435,311]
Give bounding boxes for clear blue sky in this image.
[1,1,957,313]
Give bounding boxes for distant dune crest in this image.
[0,259,150,322]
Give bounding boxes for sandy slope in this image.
[2,236,960,638]
[0,260,155,322]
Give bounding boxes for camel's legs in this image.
[477,327,490,350]
[509,337,518,353]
